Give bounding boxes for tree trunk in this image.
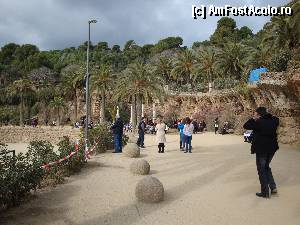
[19,94,24,126]
[74,89,78,122]
[100,89,106,124]
[136,94,142,125]
[131,95,137,129]
[57,108,61,126]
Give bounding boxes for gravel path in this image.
[1,132,300,225]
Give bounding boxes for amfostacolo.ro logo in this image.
[192,4,293,19]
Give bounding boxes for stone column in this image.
[152,103,156,123]
[130,104,133,124]
[116,106,120,118]
[208,82,213,93]
[142,104,144,117]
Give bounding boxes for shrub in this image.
[234,83,250,97]
[269,50,291,72]
[86,124,128,153]
[57,136,85,174]
[0,143,44,208]
[213,77,239,90]
[26,140,64,185]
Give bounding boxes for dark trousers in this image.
[214,127,218,134]
[256,152,277,194]
[158,143,165,153]
[114,134,122,152]
[185,136,192,152]
[137,131,145,147]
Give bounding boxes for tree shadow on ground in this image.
[0,184,80,225]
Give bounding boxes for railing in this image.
[0,149,16,157]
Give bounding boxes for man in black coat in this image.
[243,107,279,198]
[111,115,124,153]
[137,117,146,148]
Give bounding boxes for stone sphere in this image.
[127,134,138,143]
[123,143,140,158]
[135,176,164,203]
[130,159,150,175]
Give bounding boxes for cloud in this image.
[0,0,289,50]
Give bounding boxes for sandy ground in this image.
[6,143,58,155]
[1,132,300,225]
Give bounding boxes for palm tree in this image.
[8,79,35,126]
[192,48,217,91]
[60,64,85,122]
[115,62,164,128]
[250,44,272,68]
[36,85,54,123]
[171,49,196,87]
[154,57,173,84]
[216,42,251,80]
[263,1,300,50]
[90,64,114,124]
[49,96,65,125]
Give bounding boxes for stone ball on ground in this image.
[135,176,164,203]
[130,159,150,175]
[127,134,138,143]
[123,143,140,158]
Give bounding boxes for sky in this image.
[0,0,290,50]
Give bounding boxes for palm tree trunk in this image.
[131,95,137,129]
[100,89,106,124]
[74,89,78,122]
[19,93,24,126]
[136,94,142,125]
[57,108,60,126]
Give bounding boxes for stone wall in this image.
[143,66,300,146]
[0,126,81,144]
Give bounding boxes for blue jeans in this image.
[114,134,122,152]
[256,152,276,194]
[180,133,185,149]
[137,131,145,147]
[185,135,192,152]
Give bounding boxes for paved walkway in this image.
[1,132,300,225]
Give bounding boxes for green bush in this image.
[26,140,64,185]
[269,50,291,72]
[0,143,44,207]
[87,124,128,153]
[57,136,85,174]
[234,83,250,97]
[213,77,239,90]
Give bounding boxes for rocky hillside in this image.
[150,60,300,146]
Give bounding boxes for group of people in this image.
[178,118,194,153]
[110,107,280,199]
[213,118,231,135]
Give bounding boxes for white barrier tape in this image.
[41,140,80,169]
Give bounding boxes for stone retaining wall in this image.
[0,126,81,144]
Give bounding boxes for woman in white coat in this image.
[155,117,166,153]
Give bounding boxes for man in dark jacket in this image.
[111,115,124,153]
[243,107,279,198]
[137,117,146,148]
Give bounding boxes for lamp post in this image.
[85,19,97,159]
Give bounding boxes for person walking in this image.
[155,118,166,153]
[183,117,194,153]
[178,119,185,150]
[243,107,279,198]
[214,118,219,134]
[137,117,146,148]
[111,115,124,153]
